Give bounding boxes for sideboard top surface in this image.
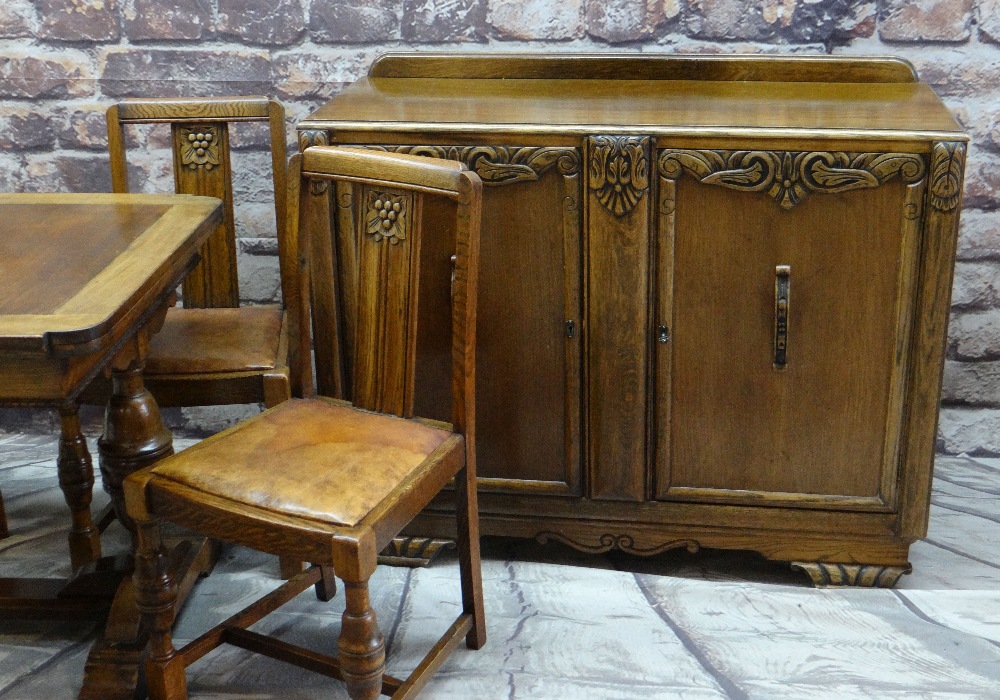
[300,54,964,141]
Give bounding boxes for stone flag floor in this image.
[1,431,999,699]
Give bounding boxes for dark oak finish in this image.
[299,53,968,587]
[0,193,220,619]
[123,147,486,699]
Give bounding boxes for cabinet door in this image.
[334,145,584,496]
[654,149,927,511]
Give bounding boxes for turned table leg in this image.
[57,403,102,570]
[97,361,173,535]
[82,347,178,700]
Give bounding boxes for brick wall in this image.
[1,0,999,451]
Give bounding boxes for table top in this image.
[299,53,965,142]
[0,193,222,356]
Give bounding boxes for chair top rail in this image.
[302,146,470,196]
[114,96,273,122]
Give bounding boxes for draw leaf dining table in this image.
[0,192,222,698]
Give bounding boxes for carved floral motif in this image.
[658,149,926,210]
[929,141,965,212]
[588,136,650,216]
[365,190,407,244]
[179,127,220,170]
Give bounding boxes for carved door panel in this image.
[654,149,928,511]
[336,145,585,496]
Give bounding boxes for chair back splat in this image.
[301,147,479,434]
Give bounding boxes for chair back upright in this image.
[296,146,482,443]
[106,97,291,312]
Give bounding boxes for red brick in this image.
[490,0,584,40]
[952,260,1000,308]
[687,0,772,40]
[273,52,373,100]
[941,360,1000,405]
[907,48,1000,98]
[0,108,57,151]
[586,0,680,43]
[878,0,972,42]
[0,154,26,191]
[962,152,1000,210]
[311,0,401,43]
[124,0,211,41]
[55,104,109,151]
[23,153,113,193]
[957,210,1000,260]
[402,0,487,42]
[37,0,120,42]
[0,0,37,38]
[979,0,1000,44]
[99,48,272,97]
[834,0,876,40]
[217,0,305,45]
[0,50,93,99]
[949,308,1000,359]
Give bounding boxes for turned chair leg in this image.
[57,403,102,569]
[135,520,187,700]
[315,564,337,602]
[455,465,486,649]
[0,488,8,539]
[338,577,385,700]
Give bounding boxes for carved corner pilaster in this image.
[790,561,912,588]
[928,141,966,213]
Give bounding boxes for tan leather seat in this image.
[145,307,284,375]
[151,398,453,527]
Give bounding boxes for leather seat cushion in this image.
[151,398,454,527]
[145,306,283,375]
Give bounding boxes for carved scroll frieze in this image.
[658,149,927,210]
[365,189,408,244]
[360,145,580,186]
[790,561,912,588]
[179,127,220,170]
[588,136,650,216]
[928,142,965,212]
[536,531,700,557]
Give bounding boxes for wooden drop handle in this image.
[774,265,790,368]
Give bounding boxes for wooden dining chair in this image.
[123,146,486,699]
[100,96,308,411]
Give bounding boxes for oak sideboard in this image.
[298,53,968,587]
